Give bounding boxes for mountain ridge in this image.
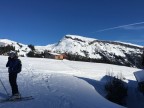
[0,35,143,68]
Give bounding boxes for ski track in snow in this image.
[22,61,73,108]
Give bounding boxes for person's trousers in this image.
[9,73,19,95]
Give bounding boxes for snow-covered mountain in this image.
[36,35,143,68]
[0,35,143,68]
[0,39,31,56]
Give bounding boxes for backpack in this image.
[142,51,144,66]
[17,59,22,73]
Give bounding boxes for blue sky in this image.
[0,0,144,46]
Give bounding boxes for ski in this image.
[0,96,34,103]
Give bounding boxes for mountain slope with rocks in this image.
[0,35,143,68]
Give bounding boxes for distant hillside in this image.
[0,35,143,68]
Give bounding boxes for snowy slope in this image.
[0,39,31,56]
[48,35,142,57]
[0,55,144,108]
[36,44,55,52]
[1,35,143,57]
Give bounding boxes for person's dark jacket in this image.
[6,57,22,73]
[142,57,144,66]
[142,50,144,66]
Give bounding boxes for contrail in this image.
[95,21,144,32]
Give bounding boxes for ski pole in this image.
[0,78,9,96]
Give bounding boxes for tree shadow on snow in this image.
[75,75,131,98]
[126,70,144,108]
[75,76,107,97]
[76,71,144,108]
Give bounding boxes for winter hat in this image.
[8,51,17,58]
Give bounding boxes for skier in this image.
[6,51,22,100]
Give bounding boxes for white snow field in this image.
[0,55,144,108]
